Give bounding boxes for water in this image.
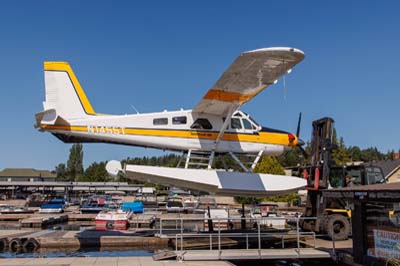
[0,247,154,258]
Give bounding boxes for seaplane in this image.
[35,47,307,196]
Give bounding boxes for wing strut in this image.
[213,104,237,151]
[184,149,192,169]
[229,152,250,172]
[250,150,264,172]
[208,104,237,169]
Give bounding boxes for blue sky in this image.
[1,1,399,170]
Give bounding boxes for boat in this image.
[95,208,133,231]
[120,201,144,213]
[183,199,198,214]
[26,193,47,207]
[166,196,184,213]
[194,196,217,214]
[0,205,33,214]
[250,203,287,229]
[39,198,67,214]
[204,208,231,230]
[80,196,117,214]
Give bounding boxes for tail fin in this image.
[43,62,96,119]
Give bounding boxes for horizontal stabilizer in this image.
[35,109,70,129]
[124,165,306,197]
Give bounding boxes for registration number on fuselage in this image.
[87,126,125,135]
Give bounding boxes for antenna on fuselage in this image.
[130,105,140,114]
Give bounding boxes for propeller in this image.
[295,112,307,159]
[296,112,302,138]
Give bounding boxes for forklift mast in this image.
[302,117,335,222]
[308,117,335,189]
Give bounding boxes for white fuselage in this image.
[44,110,293,156]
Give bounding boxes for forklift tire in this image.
[325,214,350,241]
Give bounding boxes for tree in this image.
[236,156,286,205]
[55,163,68,181]
[386,149,395,160]
[348,146,362,162]
[332,137,350,166]
[360,147,384,162]
[332,127,338,146]
[83,161,109,182]
[67,143,84,181]
[254,156,285,175]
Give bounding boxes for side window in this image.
[231,118,242,129]
[153,118,168,125]
[242,119,254,130]
[172,116,187,125]
[191,118,213,130]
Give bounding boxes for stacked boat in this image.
[38,198,68,214]
[80,196,118,214]
[95,201,143,231]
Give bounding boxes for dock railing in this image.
[157,216,338,253]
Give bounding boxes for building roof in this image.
[363,159,400,179]
[0,168,56,178]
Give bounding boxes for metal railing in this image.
[157,216,333,251]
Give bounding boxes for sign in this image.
[369,229,400,259]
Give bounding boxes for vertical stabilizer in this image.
[43,62,95,119]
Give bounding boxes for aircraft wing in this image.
[193,47,305,116]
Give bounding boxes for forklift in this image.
[299,117,385,240]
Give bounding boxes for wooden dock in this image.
[20,215,68,228]
[67,213,97,221]
[0,256,232,266]
[0,214,33,221]
[0,229,169,252]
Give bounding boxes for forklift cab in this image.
[329,165,385,188]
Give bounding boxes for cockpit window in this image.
[248,116,259,128]
[242,119,254,130]
[231,118,242,129]
[191,118,213,130]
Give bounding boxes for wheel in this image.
[325,214,350,240]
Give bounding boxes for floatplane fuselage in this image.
[40,108,298,156]
[35,47,308,196]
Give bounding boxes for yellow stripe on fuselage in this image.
[40,125,295,146]
[44,62,96,115]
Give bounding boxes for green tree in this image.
[386,149,395,160]
[55,163,68,181]
[236,156,285,205]
[254,156,285,175]
[83,161,109,182]
[360,147,384,162]
[278,150,298,167]
[348,146,362,161]
[332,127,338,146]
[67,143,84,181]
[332,137,350,166]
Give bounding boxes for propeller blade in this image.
[296,112,302,138]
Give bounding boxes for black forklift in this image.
[299,117,386,240]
